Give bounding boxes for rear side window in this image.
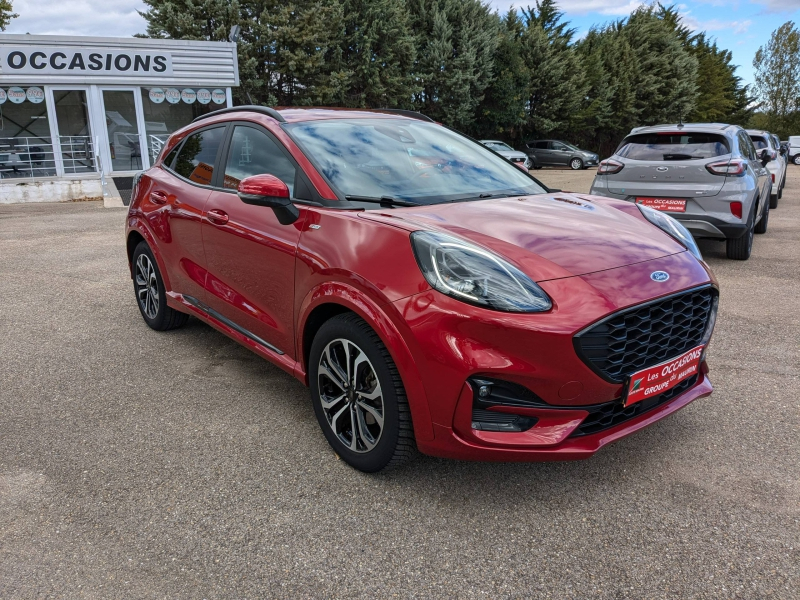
[749,136,769,150]
[535,141,549,149]
[738,132,757,160]
[222,125,296,195]
[616,133,730,161]
[173,126,225,186]
[162,143,181,169]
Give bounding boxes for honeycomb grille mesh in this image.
[569,375,697,437]
[575,287,714,383]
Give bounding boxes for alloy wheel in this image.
[317,338,384,453]
[135,253,159,320]
[570,158,582,170]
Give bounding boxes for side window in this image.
[552,142,566,151]
[223,125,296,195]
[173,126,225,186]
[162,142,181,169]
[740,133,756,160]
[535,141,549,149]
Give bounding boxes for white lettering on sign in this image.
[1,47,173,76]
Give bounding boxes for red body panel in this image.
[126,107,717,462]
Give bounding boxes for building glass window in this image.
[103,90,141,172]
[0,86,56,179]
[140,87,219,165]
[53,90,96,174]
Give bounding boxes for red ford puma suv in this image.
[126,106,719,472]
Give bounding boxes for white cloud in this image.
[680,14,753,36]
[3,1,146,37]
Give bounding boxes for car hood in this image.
[359,193,687,282]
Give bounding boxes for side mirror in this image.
[758,149,771,167]
[237,174,300,225]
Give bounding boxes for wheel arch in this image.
[125,220,173,291]
[296,285,435,442]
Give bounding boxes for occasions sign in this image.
[1,47,173,76]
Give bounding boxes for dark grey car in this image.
[522,140,599,170]
[589,123,771,260]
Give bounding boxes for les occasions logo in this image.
[3,49,170,74]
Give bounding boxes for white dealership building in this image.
[0,34,239,204]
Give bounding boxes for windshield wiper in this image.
[662,153,694,161]
[344,195,419,207]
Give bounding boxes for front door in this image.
[551,141,570,166]
[202,124,305,357]
[101,90,142,172]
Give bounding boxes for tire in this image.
[755,200,769,234]
[726,206,755,260]
[309,313,415,472]
[770,192,779,209]
[794,155,800,166]
[570,158,583,170]
[132,241,189,331]
[530,158,541,170]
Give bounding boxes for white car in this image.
[480,140,531,171]
[747,129,785,208]
[787,136,800,165]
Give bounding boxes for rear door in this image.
[604,131,730,200]
[144,125,226,302]
[535,141,557,165]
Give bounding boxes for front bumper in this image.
[419,373,712,461]
[393,250,716,461]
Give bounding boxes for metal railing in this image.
[149,134,169,163]
[0,136,97,179]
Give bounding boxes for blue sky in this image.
[3,0,800,86]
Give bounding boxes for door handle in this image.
[207,209,229,225]
[149,190,168,205]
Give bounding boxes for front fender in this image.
[295,281,435,442]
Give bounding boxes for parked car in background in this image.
[590,123,771,260]
[126,106,719,472]
[522,140,599,170]
[747,130,784,208]
[479,140,531,171]
[788,136,800,165]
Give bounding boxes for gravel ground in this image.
[0,169,798,599]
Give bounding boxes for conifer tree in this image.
[408,0,499,130]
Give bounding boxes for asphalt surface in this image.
[1,170,798,598]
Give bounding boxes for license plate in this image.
[636,197,687,212]
[624,345,704,407]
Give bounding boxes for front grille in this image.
[569,375,697,437]
[574,287,715,383]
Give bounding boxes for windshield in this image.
[483,141,513,151]
[750,136,769,150]
[286,119,545,204]
[617,133,730,161]
[560,142,579,151]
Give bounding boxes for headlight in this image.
[637,203,703,261]
[410,231,552,313]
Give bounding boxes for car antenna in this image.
[677,115,684,130]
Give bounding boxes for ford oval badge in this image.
[651,271,670,282]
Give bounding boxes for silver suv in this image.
[590,123,771,260]
[746,129,785,208]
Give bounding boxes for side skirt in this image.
[167,292,303,381]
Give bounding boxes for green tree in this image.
[408,0,499,131]
[473,9,529,142]
[753,21,800,135]
[331,0,417,108]
[521,0,587,138]
[0,0,18,31]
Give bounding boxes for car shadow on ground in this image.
[163,309,702,505]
